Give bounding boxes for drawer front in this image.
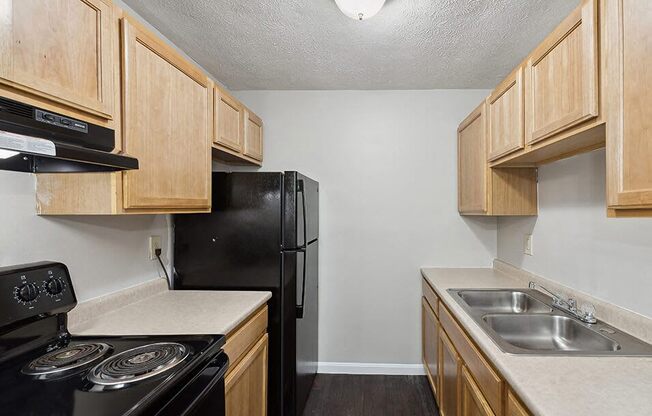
[440,303,504,415]
[422,278,439,317]
[223,306,268,372]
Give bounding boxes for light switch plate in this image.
[149,235,162,260]
[524,234,533,256]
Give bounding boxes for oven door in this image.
[156,352,229,416]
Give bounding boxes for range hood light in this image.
[0,149,19,159]
[335,0,386,21]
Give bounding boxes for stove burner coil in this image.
[88,342,188,386]
[22,343,112,376]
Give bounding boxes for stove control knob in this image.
[17,283,39,302]
[45,278,65,296]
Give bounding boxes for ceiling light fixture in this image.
[335,0,386,21]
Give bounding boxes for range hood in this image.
[0,96,138,173]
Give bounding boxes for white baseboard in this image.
[318,362,426,376]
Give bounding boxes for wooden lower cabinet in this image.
[422,297,439,397]
[439,329,461,416]
[422,278,532,416]
[461,366,496,416]
[225,334,269,416]
[506,389,530,416]
[223,306,269,416]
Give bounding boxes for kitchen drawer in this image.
[422,278,439,317]
[223,306,268,371]
[440,302,504,415]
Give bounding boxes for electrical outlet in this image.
[149,236,162,260]
[524,234,533,256]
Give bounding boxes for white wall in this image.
[0,171,171,302]
[221,90,495,366]
[498,149,652,318]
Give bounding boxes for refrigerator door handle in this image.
[296,179,309,319]
[297,179,307,249]
[296,247,307,319]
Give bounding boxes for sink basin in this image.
[447,288,652,355]
[457,290,552,314]
[482,314,621,352]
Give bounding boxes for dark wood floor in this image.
[302,374,439,416]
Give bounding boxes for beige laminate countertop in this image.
[69,278,271,337]
[421,267,652,416]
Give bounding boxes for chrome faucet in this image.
[529,282,597,324]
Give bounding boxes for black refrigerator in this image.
[173,172,319,416]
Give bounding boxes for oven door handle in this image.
[155,352,229,416]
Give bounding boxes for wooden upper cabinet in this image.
[461,366,496,416]
[488,66,524,161]
[0,0,115,119]
[422,297,439,400]
[458,102,488,214]
[214,87,244,153]
[121,17,211,210]
[604,0,652,214]
[244,109,263,162]
[525,0,598,145]
[458,101,538,217]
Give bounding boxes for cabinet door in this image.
[458,101,488,214]
[422,297,439,399]
[121,17,211,210]
[525,0,598,144]
[506,389,530,416]
[244,109,263,162]
[225,334,268,416]
[488,67,524,161]
[604,0,652,211]
[0,0,115,119]
[439,329,461,416]
[214,87,244,152]
[461,366,496,416]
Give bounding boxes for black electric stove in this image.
[0,262,228,416]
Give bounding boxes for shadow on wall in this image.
[461,216,498,258]
[496,216,537,269]
[40,214,164,233]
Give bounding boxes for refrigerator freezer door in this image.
[174,172,283,289]
[284,172,319,250]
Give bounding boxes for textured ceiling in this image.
[122,0,579,90]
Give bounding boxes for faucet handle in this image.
[568,298,577,310]
[582,303,597,323]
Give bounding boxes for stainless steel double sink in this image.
[447,289,652,356]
